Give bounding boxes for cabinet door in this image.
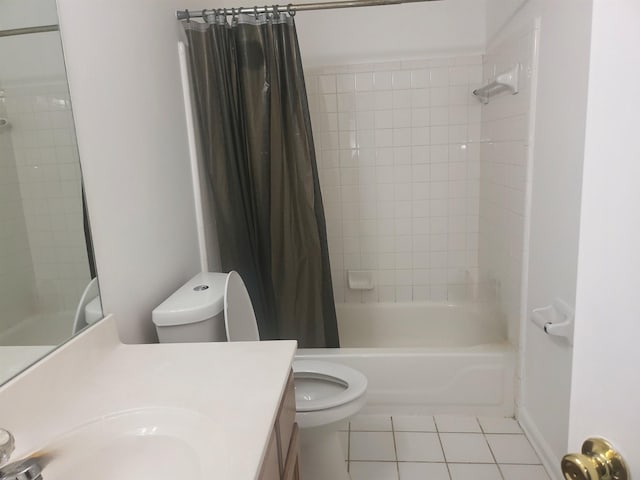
[282,423,300,480]
[258,430,280,480]
[277,371,297,472]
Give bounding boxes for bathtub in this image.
[297,302,515,416]
[0,311,74,346]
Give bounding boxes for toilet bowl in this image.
[152,271,368,480]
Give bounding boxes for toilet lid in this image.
[224,271,260,341]
[293,360,368,411]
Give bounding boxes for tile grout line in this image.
[434,417,454,480]
[390,416,400,480]
[347,421,350,473]
[478,417,506,480]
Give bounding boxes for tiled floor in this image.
[338,414,550,480]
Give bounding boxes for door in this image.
[568,0,640,477]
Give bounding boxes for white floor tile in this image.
[486,434,540,464]
[478,417,523,434]
[350,414,393,431]
[339,431,349,459]
[398,462,449,480]
[435,415,482,432]
[349,461,399,480]
[440,433,494,463]
[393,415,437,432]
[350,431,396,461]
[449,463,502,480]
[500,464,550,480]
[394,432,444,462]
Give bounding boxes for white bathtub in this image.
[297,302,515,416]
[0,311,74,346]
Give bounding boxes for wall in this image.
[570,0,640,475]
[3,78,90,314]
[0,92,36,331]
[0,3,89,324]
[485,0,528,41]
[307,56,483,303]
[295,0,486,67]
[55,0,216,343]
[478,25,536,346]
[489,0,593,474]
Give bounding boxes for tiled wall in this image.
[2,80,90,313]
[478,28,536,344]
[0,91,36,330]
[306,56,483,303]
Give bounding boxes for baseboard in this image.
[517,408,562,480]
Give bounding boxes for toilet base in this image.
[299,425,350,480]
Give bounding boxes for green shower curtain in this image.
[183,13,339,348]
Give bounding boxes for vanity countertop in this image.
[0,315,297,480]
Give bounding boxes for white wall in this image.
[295,0,486,67]
[489,0,593,474]
[4,80,90,313]
[308,56,483,303]
[55,0,213,343]
[0,1,66,83]
[485,0,527,41]
[570,1,640,475]
[0,0,89,321]
[0,99,36,331]
[478,23,536,347]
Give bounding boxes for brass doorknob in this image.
[561,438,628,480]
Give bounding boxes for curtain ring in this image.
[232,7,239,25]
[254,6,260,19]
[264,5,270,19]
[201,9,208,22]
[287,4,296,16]
[273,4,280,18]
[184,9,191,21]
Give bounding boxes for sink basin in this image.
[29,408,227,480]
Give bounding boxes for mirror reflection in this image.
[0,0,102,382]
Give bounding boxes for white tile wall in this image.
[2,79,90,314]
[307,56,483,303]
[478,28,536,345]
[0,90,37,331]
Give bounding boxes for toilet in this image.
[152,271,367,480]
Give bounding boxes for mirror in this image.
[0,0,102,384]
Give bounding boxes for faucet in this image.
[0,430,43,480]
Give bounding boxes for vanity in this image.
[0,315,298,480]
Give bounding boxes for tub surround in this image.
[0,316,297,480]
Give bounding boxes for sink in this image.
[28,408,227,480]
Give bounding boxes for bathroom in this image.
[0,0,638,480]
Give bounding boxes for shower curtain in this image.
[183,12,339,348]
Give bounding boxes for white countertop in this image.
[0,315,297,480]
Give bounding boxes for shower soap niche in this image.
[347,271,374,291]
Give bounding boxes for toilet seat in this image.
[224,271,260,342]
[222,272,367,418]
[293,360,367,412]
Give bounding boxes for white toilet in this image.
[152,271,367,480]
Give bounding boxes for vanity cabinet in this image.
[259,371,300,480]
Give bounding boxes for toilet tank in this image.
[152,272,229,343]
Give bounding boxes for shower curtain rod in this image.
[177,0,441,20]
[0,25,59,38]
